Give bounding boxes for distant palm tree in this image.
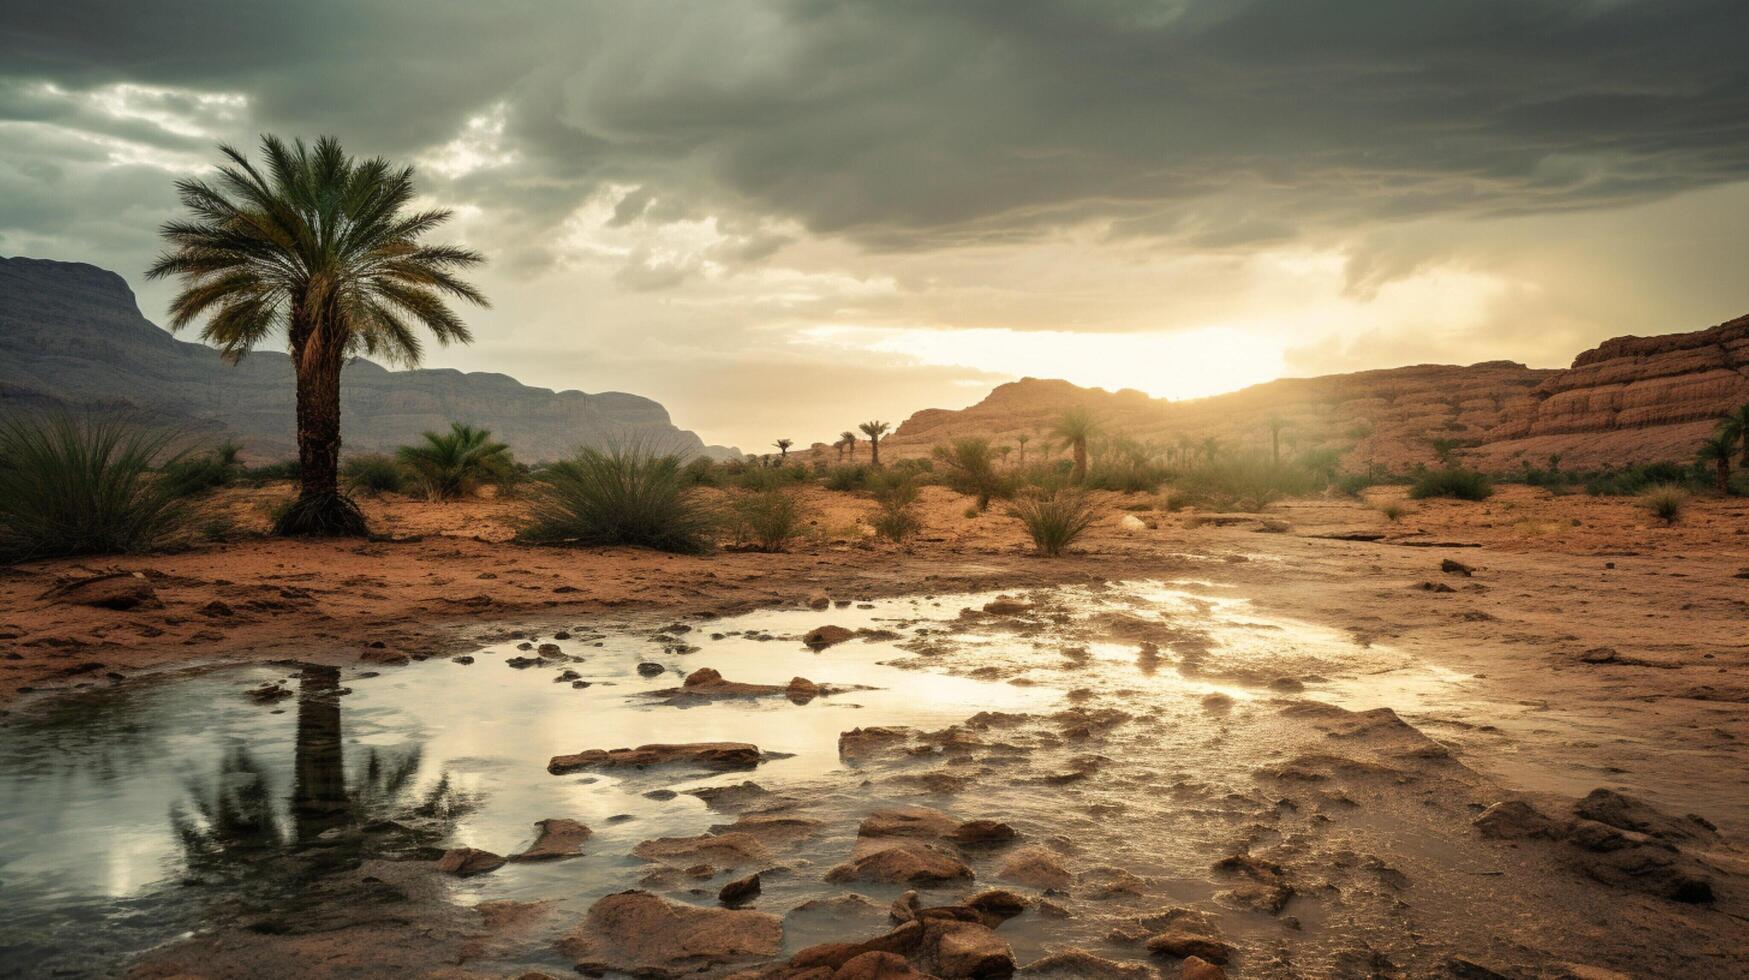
[1721,403,1749,468]
[1266,416,1288,464]
[148,135,486,536]
[1050,407,1099,483]
[774,438,793,461]
[996,445,1012,466]
[1201,436,1220,463]
[397,422,512,501]
[859,421,891,467]
[1016,433,1030,465]
[1697,432,1734,493]
[841,431,858,461]
[834,439,846,463]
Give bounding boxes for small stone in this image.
[637,662,665,677]
[1440,559,1475,576]
[436,847,506,877]
[804,625,855,649]
[718,871,761,906]
[807,590,832,609]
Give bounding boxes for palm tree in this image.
[1016,433,1030,466]
[841,431,858,461]
[148,135,486,536]
[1697,432,1734,494]
[1266,416,1288,465]
[1201,437,1220,463]
[1721,403,1749,468]
[396,422,512,501]
[996,445,1013,466]
[774,438,793,461]
[859,421,891,467]
[1050,407,1099,483]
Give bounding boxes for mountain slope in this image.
[0,256,739,461]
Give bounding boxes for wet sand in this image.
[2,483,1746,977]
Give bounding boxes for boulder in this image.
[996,845,1071,890]
[1473,800,1561,840]
[826,841,975,886]
[634,832,771,868]
[859,805,962,840]
[511,818,591,861]
[548,742,764,774]
[436,847,506,877]
[41,573,160,611]
[1145,928,1232,964]
[805,625,855,649]
[559,889,782,976]
[1180,956,1228,979]
[932,921,1015,978]
[720,871,762,906]
[1019,949,1154,977]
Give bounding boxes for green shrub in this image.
[517,446,716,554]
[397,423,514,501]
[1583,461,1699,496]
[1408,467,1493,501]
[0,415,191,562]
[933,437,1013,510]
[824,464,871,491]
[1639,485,1687,524]
[1008,489,1099,557]
[681,456,720,487]
[868,470,923,542]
[1378,501,1409,522]
[1172,455,1322,511]
[159,441,243,496]
[342,453,408,496]
[1334,472,1373,498]
[730,488,807,551]
[241,459,299,484]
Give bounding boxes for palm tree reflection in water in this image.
[171,666,475,921]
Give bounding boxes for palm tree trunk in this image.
[1072,440,1087,483]
[295,346,344,502]
[870,435,881,467]
[1719,458,1731,494]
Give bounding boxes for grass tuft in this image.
[0,414,191,562]
[1639,484,1687,525]
[517,446,716,554]
[342,453,408,496]
[730,488,807,552]
[1008,489,1098,557]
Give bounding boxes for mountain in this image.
[880,314,1749,471]
[0,256,739,461]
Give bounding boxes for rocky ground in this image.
[5,482,1749,978]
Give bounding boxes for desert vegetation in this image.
[147,135,486,537]
[517,446,715,554]
[1639,485,1688,525]
[397,423,513,501]
[1009,489,1098,556]
[0,414,190,562]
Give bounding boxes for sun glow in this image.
[795,324,1286,401]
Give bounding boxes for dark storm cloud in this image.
[3,0,1747,258]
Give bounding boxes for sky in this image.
[3,0,1748,451]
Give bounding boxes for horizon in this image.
[4,2,1748,451]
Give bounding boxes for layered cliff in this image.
[0,257,738,461]
[884,314,1749,472]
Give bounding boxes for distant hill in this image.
[0,256,739,462]
[877,315,1749,472]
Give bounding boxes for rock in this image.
[634,833,771,868]
[787,676,821,702]
[1414,581,1456,593]
[685,667,724,686]
[833,951,927,979]
[199,599,234,617]
[505,655,545,669]
[1473,800,1561,840]
[637,661,666,677]
[808,591,832,609]
[859,805,962,840]
[246,682,293,703]
[997,845,1071,890]
[41,573,160,611]
[548,742,765,774]
[982,597,1034,615]
[1440,558,1474,576]
[1573,788,1718,844]
[436,847,506,877]
[839,726,916,760]
[805,625,855,649]
[1019,949,1154,978]
[1180,955,1228,979]
[559,889,781,976]
[964,889,1029,923]
[953,819,1019,847]
[932,921,1015,978]
[1119,514,1147,532]
[720,871,762,906]
[789,921,927,972]
[1145,928,1232,964]
[826,841,975,885]
[511,818,591,861]
[451,655,474,665]
[1579,646,1619,664]
[360,647,410,666]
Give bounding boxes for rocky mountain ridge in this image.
[0,256,739,461]
[881,314,1749,472]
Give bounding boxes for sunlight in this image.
[794,323,1287,401]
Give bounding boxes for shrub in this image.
[868,470,922,542]
[1408,467,1493,501]
[397,423,514,501]
[933,438,1013,510]
[1334,472,1373,498]
[159,441,243,496]
[241,459,299,484]
[1172,455,1322,511]
[1583,461,1696,496]
[343,453,408,496]
[824,464,871,492]
[517,446,716,554]
[681,456,720,487]
[730,488,807,552]
[1377,501,1408,522]
[1639,485,1687,525]
[1008,489,1099,557]
[0,415,191,562]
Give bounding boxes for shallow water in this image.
[0,579,1730,977]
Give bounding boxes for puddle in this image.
[0,581,1735,976]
